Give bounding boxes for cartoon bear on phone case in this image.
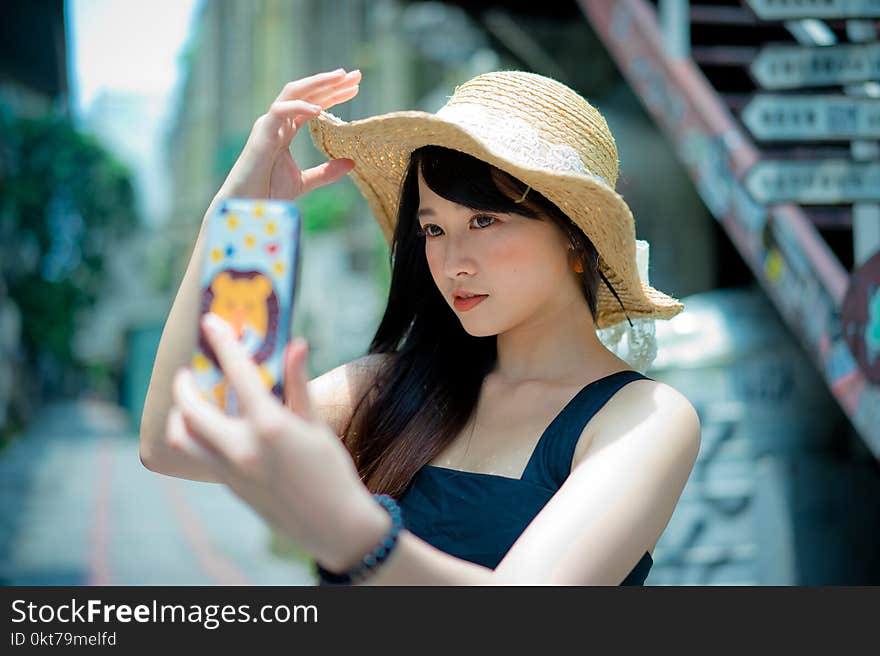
[197,270,281,412]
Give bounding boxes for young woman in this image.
[140,68,701,586]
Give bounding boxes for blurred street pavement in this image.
[0,399,315,585]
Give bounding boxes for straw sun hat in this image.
[308,70,685,370]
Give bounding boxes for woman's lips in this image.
[453,294,488,312]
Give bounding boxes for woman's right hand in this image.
[218,68,361,202]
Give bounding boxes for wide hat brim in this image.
[308,108,684,330]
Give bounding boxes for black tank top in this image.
[396,370,654,585]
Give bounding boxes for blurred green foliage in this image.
[370,221,392,296]
[299,181,358,234]
[0,104,139,398]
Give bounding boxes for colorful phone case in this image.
[192,198,302,415]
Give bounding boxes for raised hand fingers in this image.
[268,77,359,123]
[274,68,361,105]
[264,71,360,132]
[282,83,360,131]
[316,83,360,113]
[273,69,345,103]
[306,70,360,107]
[264,99,323,133]
[299,158,355,195]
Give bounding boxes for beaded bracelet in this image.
[315,493,403,585]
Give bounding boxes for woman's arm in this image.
[140,69,360,480]
[139,193,227,482]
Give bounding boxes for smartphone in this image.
[191,198,302,415]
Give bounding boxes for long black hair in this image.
[341,145,602,498]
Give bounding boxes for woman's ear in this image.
[567,245,581,272]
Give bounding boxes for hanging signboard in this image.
[750,42,880,90]
[745,159,880,204]
[746,0,880,20]
[742,94,880,140]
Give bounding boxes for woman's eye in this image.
[418,214,497,239]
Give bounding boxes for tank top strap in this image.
[520,370,652,490]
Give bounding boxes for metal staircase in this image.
[579,0,880,458]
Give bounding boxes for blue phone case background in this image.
[193,198,301,415]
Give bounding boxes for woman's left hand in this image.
[165,312,386,571]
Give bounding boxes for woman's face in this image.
[416,167,577,337]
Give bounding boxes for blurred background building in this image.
[0,0,877,585]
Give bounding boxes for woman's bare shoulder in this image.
[571,378,700,472]
[307,352,397,436]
